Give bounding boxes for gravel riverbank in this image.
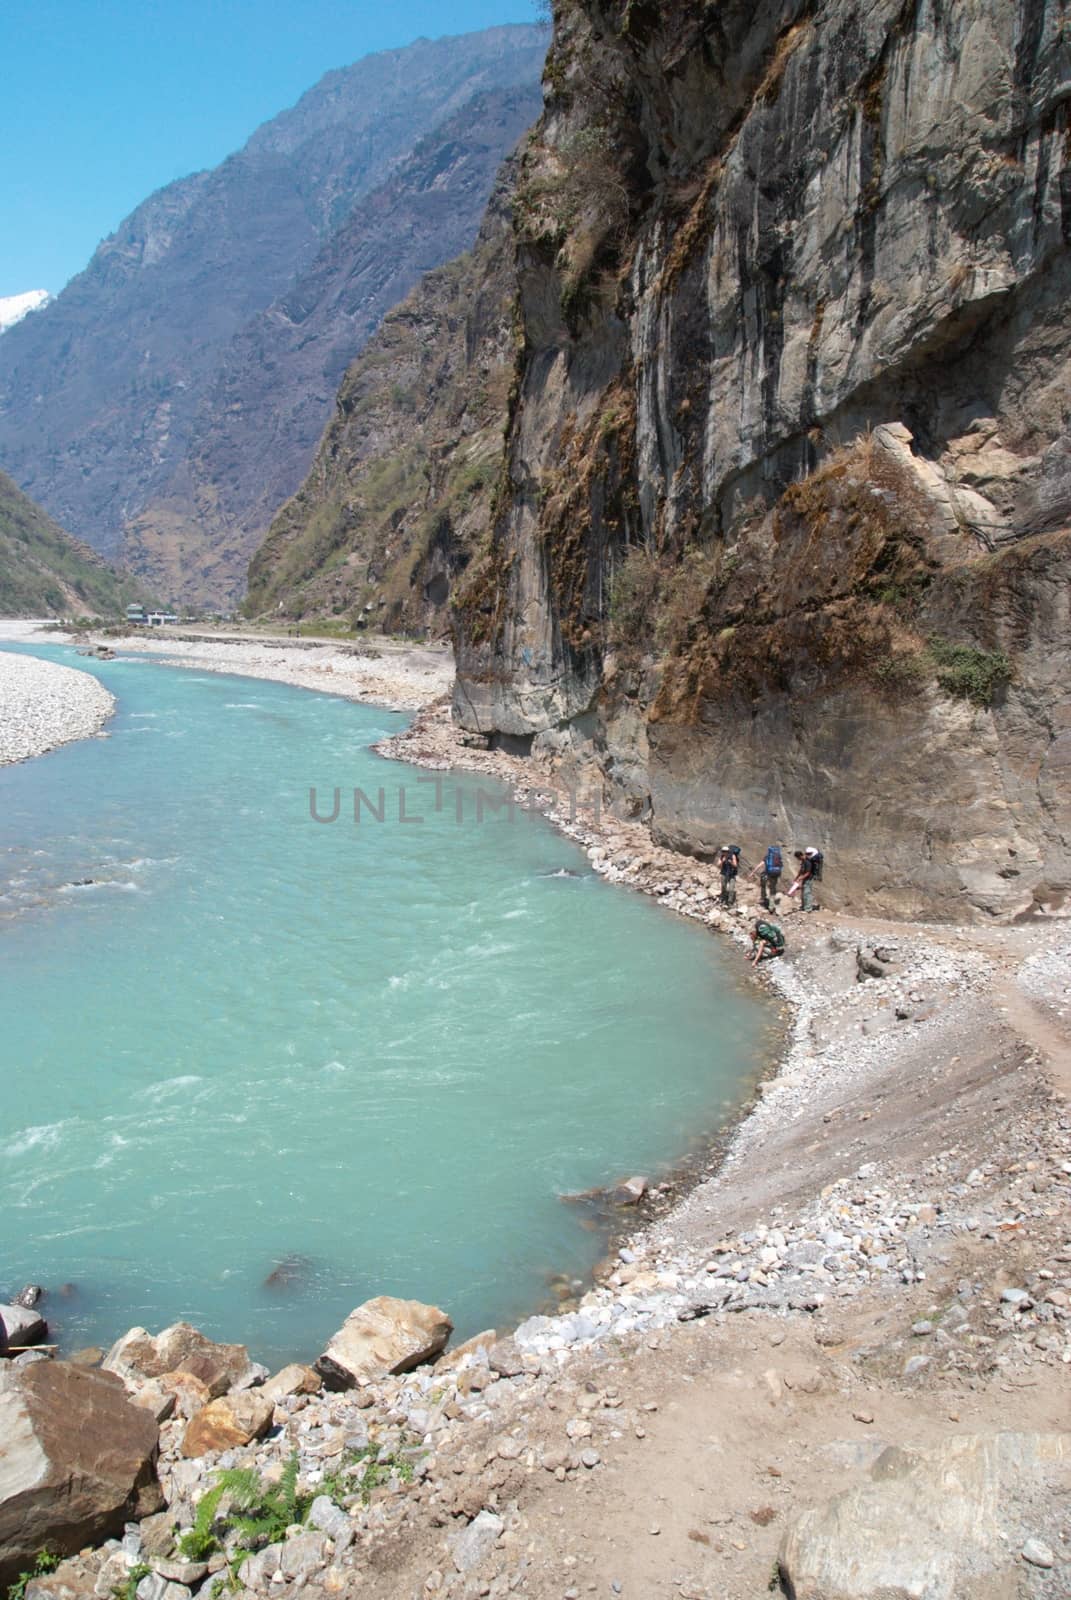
[87,626,454,711]
[0,647,115,765]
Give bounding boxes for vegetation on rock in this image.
[0,471,149,618]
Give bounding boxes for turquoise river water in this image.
[0,644,771,1364]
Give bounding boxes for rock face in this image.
[429,0,1071,919]
[0,1363,161,1587]
[315,1297,453,1389]
[0,26,547,607]
[779,1432,1071,1600]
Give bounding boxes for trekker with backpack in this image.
[751,842,784,909]
[787,847,824,911]
[717,844,741,908]
[750,918,786,966]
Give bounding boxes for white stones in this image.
[0,650,114,765]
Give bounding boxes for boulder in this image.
[157,1372,211,1420]
[261,1364,321,1403]
[180,1391,274,1457]
[315,1297,452,1390]
[102,1324,256,1398]
[0,1362,161,1587]
[129,1382,176,1423]
[0,1302,48,1350]
[615,1176,648,1206]
[779,1433,1071,1600]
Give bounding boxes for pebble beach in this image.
[0,641,115,765]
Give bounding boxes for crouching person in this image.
[750,918,786,966]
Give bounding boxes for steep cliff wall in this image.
[452,0,1071,919]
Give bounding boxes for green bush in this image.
[7,1551,60,1600]
[927,637,1011,706]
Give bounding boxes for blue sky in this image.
[2,0,541,297]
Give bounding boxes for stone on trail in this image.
[0,1362,161,1588]
[315,1296,452,1389]
[308,1495,354,1551]
[779,1433,1071,1600]
[180,1390,274,1456]
[450,1510,504,1574]
[103,1323,258,1399]
[135,1575,189,1600]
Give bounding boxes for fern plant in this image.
[178,1453,312,1581]
[220,1453,310,1550]
[177,1481,228,1561]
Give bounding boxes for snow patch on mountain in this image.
[0,290,51,334]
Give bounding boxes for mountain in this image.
[0,469,148,617]
[252,0,1071,920]
[0,292,50,334]
[120,85,541,606]
[245,160,519,631]
[0,25,547,605]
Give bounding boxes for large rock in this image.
[779,1433,1071,1600]
[103,1323,257,1398]
[0,1303,48,1350]
[261,1364,322,1403]
[0,1362,161,1587]
[180,1391,274,1457]
[315,1297,452,1390]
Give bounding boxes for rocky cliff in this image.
[0,470,148,618]
[0,27,546,607]
[443,0,1071,920]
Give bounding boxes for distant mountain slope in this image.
[0,470,147,617]
[120,84,541,605]
[0,25,546,605]
[245,161,519,635]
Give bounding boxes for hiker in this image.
[750,918,785,965]
[787,846,823,911]
[717,844,741,908]
[751,842,784,909]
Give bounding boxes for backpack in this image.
[806,848,824,880]
[764,846,783,875]
[756,921,785,950]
